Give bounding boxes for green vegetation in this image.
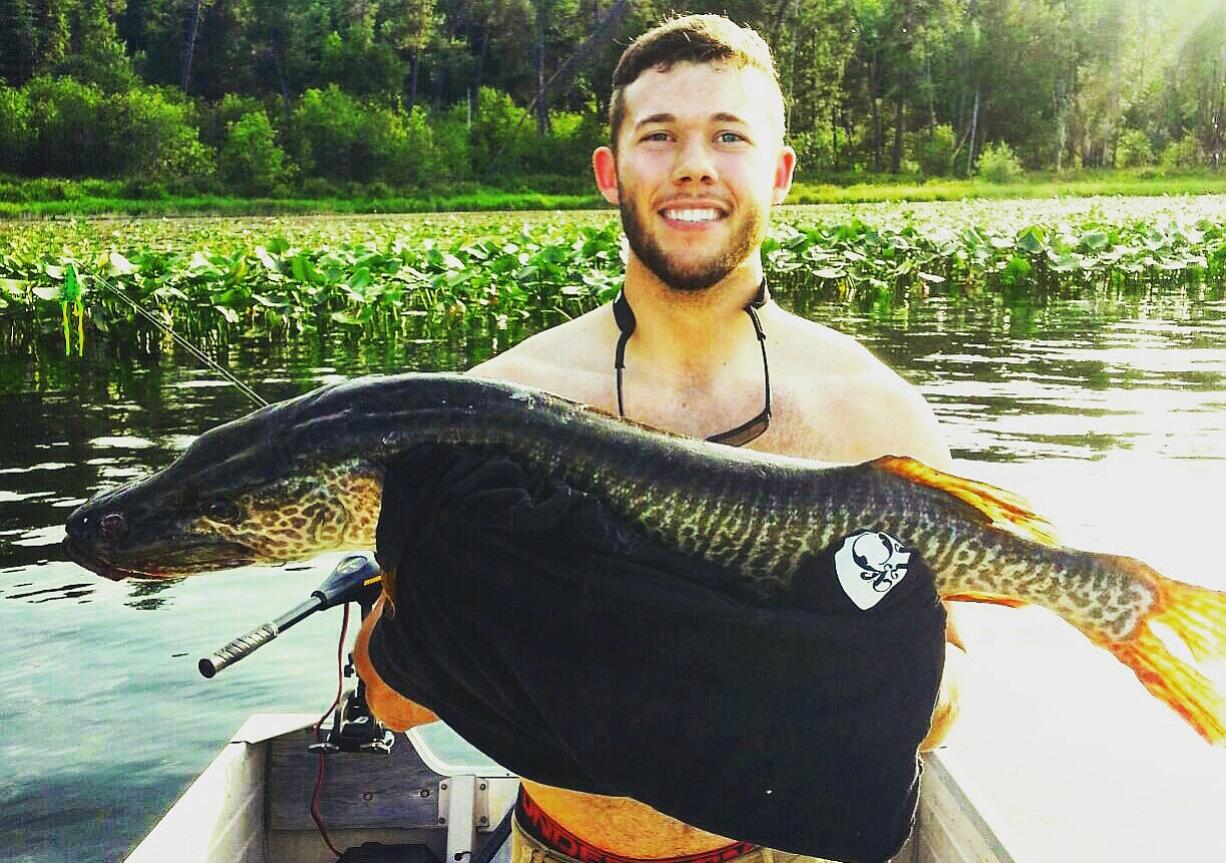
[2,170,1225,219]
[3,197,1224,358]
[0,188,608,219]
[788,170,1226,205]
[2,2,1226,198]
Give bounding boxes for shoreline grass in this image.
[1,170,1224,219]
[0,191,611,219]
[788,171,1226,204]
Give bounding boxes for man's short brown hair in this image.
[608,15,784,151]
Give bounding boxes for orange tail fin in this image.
[1102,562,1226,746]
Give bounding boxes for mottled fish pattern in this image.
[63,373,1226,744]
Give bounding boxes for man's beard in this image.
[618,184,765,292]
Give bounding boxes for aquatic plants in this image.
[2,196,1225,357]
[0,214,623,353]
[768,197,1226,298]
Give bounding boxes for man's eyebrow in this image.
[633,112,751,130]
[634,113,675,130]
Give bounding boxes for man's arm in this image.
[354,351,557,732]
[860,370,965,751]
[921,634,964,751]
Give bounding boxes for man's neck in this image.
[619,257,766,379]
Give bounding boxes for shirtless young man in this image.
[356,14,964,862]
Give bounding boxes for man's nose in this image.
[671,139,717,185]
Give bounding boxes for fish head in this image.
[63,397,385,579]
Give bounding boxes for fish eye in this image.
[205,499,241,523]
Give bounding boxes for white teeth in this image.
[663,208,721,222]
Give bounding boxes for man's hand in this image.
[919,640,965,751]
[354,595,439,732]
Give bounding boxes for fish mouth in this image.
[61,537,256,581]
[61,538,164,580]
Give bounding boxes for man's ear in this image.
[593,146,620,205]
[772,145,797,205]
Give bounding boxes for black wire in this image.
[311,602,351,859]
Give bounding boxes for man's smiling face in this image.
[596,61,795,292]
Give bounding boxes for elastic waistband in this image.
[515,788,759,863]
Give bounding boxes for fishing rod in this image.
[92,269,405,848]
[90,270,379,675]
[89,270,269,409]
[92,270,393,753]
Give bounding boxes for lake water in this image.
[2,272,1225,861]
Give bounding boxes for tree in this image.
[0,0,38,84]
[0,84,31,170]
[378,0,439,105]
[57,0,138,92]
[319,23,405,98]
[24,75,105,175]
[105,85,214,182]
[220,109,287,194]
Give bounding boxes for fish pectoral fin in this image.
[943,591,1028,608]
[871,455,1061,548]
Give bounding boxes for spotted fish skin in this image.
[63,372,1226,744]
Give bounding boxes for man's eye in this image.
[718,131,745,144]
[643,131,670,142]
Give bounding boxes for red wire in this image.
[311,601,351,859]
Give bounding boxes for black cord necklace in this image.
[612,280,771,447]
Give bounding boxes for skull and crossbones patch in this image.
[834,530,912,610]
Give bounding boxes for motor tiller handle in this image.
[198,555,381,679]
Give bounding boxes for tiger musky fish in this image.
[62,373,1226,744]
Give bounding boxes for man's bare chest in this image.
[539,367,844,461]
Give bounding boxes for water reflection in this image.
[5,582,94,602]
[123,578,180,612]
[0,283,1224,861]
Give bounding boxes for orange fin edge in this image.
[1101,557,1226,746]
[1106,627,1226,746]
[943,592,1028,608]
[872,455,1061,548]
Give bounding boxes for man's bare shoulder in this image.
[767,308,879,374]
[467,305,616,405]
[767,308,950,467]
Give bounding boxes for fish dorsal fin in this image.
[872,455,1061,548]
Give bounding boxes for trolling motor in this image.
[199,553,395,753]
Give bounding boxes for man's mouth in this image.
[661,207,725,223]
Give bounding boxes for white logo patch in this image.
[834,530,912,610]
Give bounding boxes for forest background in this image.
[1,0,1225,206]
